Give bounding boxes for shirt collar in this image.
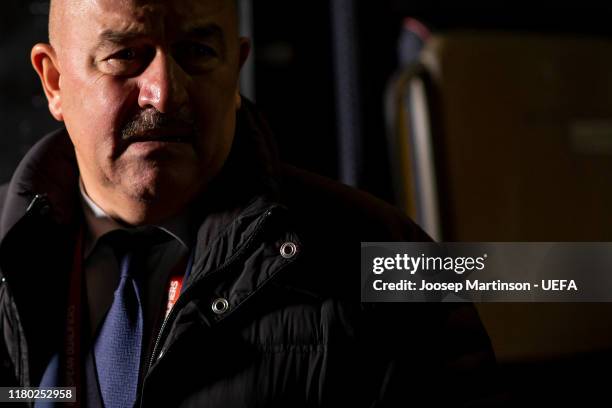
[79,179,192,257]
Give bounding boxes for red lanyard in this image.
[165,254,191,318]
[63,226,84,406]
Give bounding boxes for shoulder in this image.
[278,164,430,242]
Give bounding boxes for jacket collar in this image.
[0,128,79,242]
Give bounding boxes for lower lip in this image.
[126,139,192,155]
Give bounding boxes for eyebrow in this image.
[183,23,225,42]
[94,23,226,53]
[99,29,147,45]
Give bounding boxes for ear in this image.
[238,36,251,70]
[235,37,252,110]
[31,43,64,121]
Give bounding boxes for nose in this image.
[137,49,189,113]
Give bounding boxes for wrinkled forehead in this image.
[103,0,232,32]
[97,0,229,22]
[56,0,235,44]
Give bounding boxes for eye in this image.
[110,48,138,61]
[187,43,216,57]
[101,47,153,77]
[174,42,219,68]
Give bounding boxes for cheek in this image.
[89,81,137,136]
[191,75,238,137]
[192,92,235,167]
[63,76,137,154]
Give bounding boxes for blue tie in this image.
[94,248,144,408]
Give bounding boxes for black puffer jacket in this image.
[0,101,496,407]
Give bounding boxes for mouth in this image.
[127,128,196,144]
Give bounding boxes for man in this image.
[0,0,496,406]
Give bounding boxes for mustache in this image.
[120,108,196,141]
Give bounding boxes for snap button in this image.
[211,298,229,315]
[280,242,298,259]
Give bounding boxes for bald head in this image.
[49,0,238,48]
[48,0,61,46]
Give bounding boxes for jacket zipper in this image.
[145,207,277,375]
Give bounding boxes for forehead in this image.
[75,0,233,39]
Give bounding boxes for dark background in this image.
[4,1,612,405]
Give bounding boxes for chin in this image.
[122,166,199,210]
